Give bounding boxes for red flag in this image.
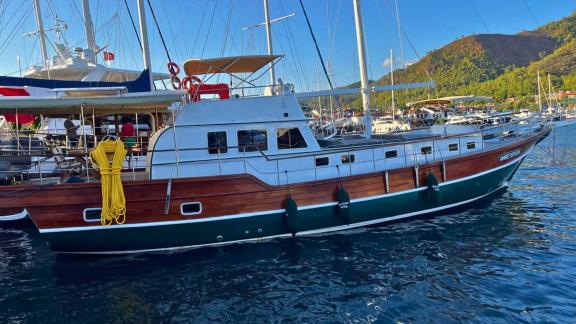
[103,51,115,61]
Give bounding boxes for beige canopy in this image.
[183,55,282,76]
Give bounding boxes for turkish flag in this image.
[103,51,115,61]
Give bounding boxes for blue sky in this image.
[0,0,573,91]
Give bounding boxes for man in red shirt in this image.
[120,116,136,149]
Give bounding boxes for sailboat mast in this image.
[394,0,404,68]
[537,71,542,112]
[82,0,97,64]
[263,0,276,87]
[390,49,395,121]
[136,0,154,91]
[32,0,49,69]
[352,0,372,138]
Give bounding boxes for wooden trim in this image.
[0,132,543,230]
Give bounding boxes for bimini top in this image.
[183,55,282,76]
[407,95,493,107]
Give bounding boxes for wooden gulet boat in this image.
[0,73,550,253]
[0,0,552,254]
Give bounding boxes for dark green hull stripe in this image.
[43,155,525,254]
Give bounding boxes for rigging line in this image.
[277,0,311,90]
[158,1,184,65]
[224,0,246,54]
[122,0,143,51]
[200,2,218,59]
[191,1,209,58]
[146,0,172,63]
[218,0,233,56]
[0,0,27,46]
[327,0,342,87]
[298,0,334,91]
[521,0,540,28]
[0,3,31,57]
[466,0,490,33]
[275,0,307,89]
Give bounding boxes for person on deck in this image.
[64,115,79,147]
[120,116,136,149]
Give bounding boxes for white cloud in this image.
[381,57,392,68]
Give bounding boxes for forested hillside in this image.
[345,11,576,112]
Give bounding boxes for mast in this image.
[32,0,49,69]
[136,0,154,91]
[390,49,395,121]
[82,0,97,64]
[352,0,372,138]
[394,0,404,68]
[263,0,276,87]
[537,71,542,112]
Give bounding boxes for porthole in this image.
[83,208,102,222]
[315,157,330,167]
[341,154,355,164]
[180,202,202,216]
[385,150,398,159]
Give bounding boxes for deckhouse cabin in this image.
[147,56,495,186]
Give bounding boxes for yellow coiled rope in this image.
[90,139,127,225]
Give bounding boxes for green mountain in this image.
[355,11,576,111]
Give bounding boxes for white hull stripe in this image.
[0,209,29,222]
[40,148,530,234]
[59,184,509,255]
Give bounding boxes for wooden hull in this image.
[0,130,547,253]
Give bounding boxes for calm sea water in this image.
[1,125,575,323]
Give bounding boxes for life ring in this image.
[182,75,202,90]
[170,75,181,90]
[167,62,180,76]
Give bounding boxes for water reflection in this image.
[0,126,575,322]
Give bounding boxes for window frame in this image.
[448,143,459,152]
[237,129,268,152]
[420,146,433,155]
[385,150,398,159]
[83,208,102,222]
[180,202,203,216]
[276,127,308,150]
[341,154,356,164]
[207,131,228,155]
[315,156,330,167]
[466,141,476,150]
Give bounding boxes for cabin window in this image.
[180,202,202,216]
[421,146,432,155]
[238,130,268,152]
[277,128,307,149]
[207,131,228,154]
[448,143,458,152]
[341,154,355,164]
[83,208,102,222]
[315,157,329,167]
[385,150,398,159]
[466,142,476,150]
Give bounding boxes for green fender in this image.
[426,172,441,205]
[336,186,351,224]
[285,196,299,235]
